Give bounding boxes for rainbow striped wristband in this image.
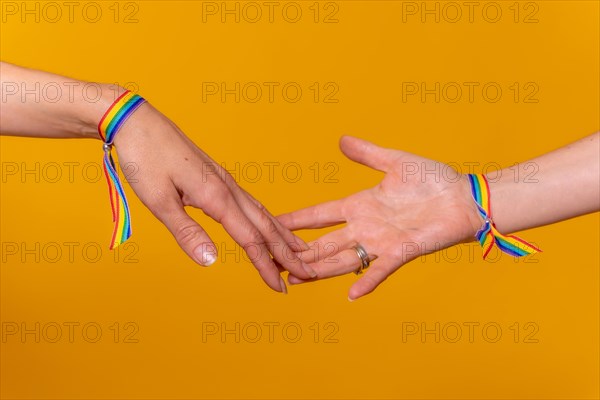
[98,90,146,249]
[467,174,541,259]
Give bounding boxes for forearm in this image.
[488,132,600,233]
[0,61,125,140]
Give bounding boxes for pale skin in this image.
[278,133,600,300]
[3,63,598,300]
[0,61,316,293]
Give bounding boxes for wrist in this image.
[101,90,151,150]
[73,83,128,140]
[484,171,513,233]
[466,171,517,234]
[111,102,150,149]
[460,174,486,243]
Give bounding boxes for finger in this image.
[288,247,377,284]
[348,256,400,301]
[296,229,353,263]
[153,200,218,267]
[339,135,400,173]
[218,202,286,293]
[270,215,309,252]
[277,199,346,231]
[232,193,317,279]
[245,193,309,252]
[198,186,285,292]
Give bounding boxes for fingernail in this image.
[194,246,217,266]
[279,277,288,294]
[347,296,355,302]
[302,263,318,278]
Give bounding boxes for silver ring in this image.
[353,244,370,275]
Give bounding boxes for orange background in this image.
[1,1,599,398]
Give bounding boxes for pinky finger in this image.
[348,256,400,301]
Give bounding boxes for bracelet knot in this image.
[467,174,541,260]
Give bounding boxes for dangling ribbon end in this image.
[481,234,495,260]
[109,222,132,250]
[98,91,144,252]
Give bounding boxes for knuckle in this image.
[174,222,203,246]
[389,246,405,260]
[360,274,381,293]
[336,206,345,219]
[221,170,237,187]
[201,161,226,181]
[144,187,173,212]
[196,185,233,219]
[338,199,350,217]
[254,201,266,212]
[259,214,279,236]
[243,229,265,249]
[205,182,231,200]
[241,230,267,264]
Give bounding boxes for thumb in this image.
[156,203,218,267]
[339,135,399,172]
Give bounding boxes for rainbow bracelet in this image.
[98,90,146,249]
[467,174,541,259]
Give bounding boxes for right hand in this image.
[112,102,316,293]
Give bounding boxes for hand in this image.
[278,136,483,300]
[113,102,315,293]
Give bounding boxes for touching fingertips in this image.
[292,236,310,252]
[287,275,305,285]
[302,262,318,278]
[193,244,217,266]
[279,277,288,294]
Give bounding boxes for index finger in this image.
[202,192,285,292]
[278,199,346,231]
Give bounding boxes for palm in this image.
[278,136,481,300]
